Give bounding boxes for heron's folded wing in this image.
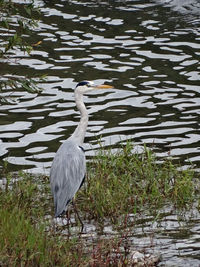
[50,141,86,217]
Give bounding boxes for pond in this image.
[0,0,200,266]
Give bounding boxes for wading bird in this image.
[50,81,113,224]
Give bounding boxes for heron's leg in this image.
[66,208,71,234]
[72,199,84,233]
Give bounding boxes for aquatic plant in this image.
[79,142,197,221]
[0,143,199,265]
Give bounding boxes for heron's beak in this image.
[95,84,113,89]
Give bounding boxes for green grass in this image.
[79,142,197,221]
[0,173,87,266]
[0,142,199,265]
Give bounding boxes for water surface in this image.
[0,0,200,174]
[0,0,200,265]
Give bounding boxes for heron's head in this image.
[75,80,113,94]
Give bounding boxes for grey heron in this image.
[50,80,113,221]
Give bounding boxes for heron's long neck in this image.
[70,91,88,146]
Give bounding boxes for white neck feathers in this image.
[70,90,88,145]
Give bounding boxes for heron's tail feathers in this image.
[54,198,71,218]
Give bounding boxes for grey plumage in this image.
[50,140,86,217]
[50,81,113,218]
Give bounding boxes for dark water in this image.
[0,0,200,265]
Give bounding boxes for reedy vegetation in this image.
[79,142,196,221]
[0,143,199,265]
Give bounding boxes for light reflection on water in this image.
[0,0,200,265]
[47,205,200,267]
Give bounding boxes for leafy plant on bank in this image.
[0,0,44,99]
[78,142,198,221]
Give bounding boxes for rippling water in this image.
[0,0,200,174]
[0,0,200,265]
[82,206,200,266]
